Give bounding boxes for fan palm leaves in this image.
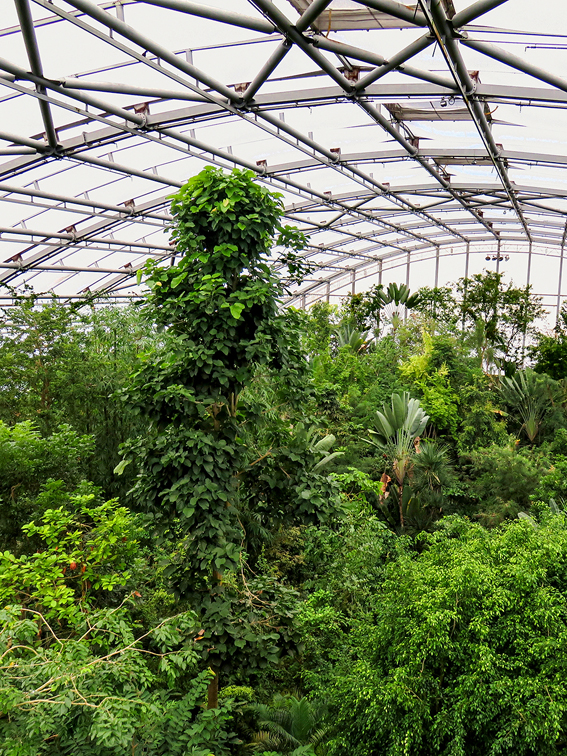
[499,369,556,443]
[367,392,429,528]
[374,283,420,335]
[250,694,330,754]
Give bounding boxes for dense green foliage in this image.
[3,168,567,754]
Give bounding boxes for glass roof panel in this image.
[1,0,566,318]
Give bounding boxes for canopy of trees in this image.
[2,168,567,755]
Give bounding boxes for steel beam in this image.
[0,130,48,151]
[0,183,170,220]
[0,56,147,127]
[62,0,240,103]
[461,37,567,95]
[295,0,335,33]
[243,41,291,101]
[0,261,137,274]
[452,0,509,28]
[356,0,427,26]
[355,34,434,91]
[14,0,59,150]
[57,77,209,102]
[423,0,532,241]
[138,0,276,33]
[310,34,457,91]
[0,225,172,250]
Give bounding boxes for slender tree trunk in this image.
[398,483,405,528]
[207,669,219,709]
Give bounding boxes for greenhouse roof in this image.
[2,0,567,316]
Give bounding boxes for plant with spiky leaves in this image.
[500,368,556,443]
[250,694,330,754]
[367,392,429,528]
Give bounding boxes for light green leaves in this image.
[229,302,245,320]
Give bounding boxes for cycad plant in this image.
[367,392,429,528]
[499,368,556,443]
[250,694,329,754]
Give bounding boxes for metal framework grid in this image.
[2,0,567,316]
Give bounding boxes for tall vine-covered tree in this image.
[121,167,312,702]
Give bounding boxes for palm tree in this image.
[499,369,556,443]
[250,694,329,754]
[367,392,429,528]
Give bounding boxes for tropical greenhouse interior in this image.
[4,0,567,753]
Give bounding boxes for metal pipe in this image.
[355,0,427,26]
[452,0,509,28]
[311,35,457,90]
[138,0,276,34]
[243,41,291,101]
[0,147,37,155]
[0,261,137,275]
[14,0,59,149]
[295,0,334,33]
[461,37,567,95]
[0,129,49,151]
[69,152,183,188]
[0,182,170,220]
[249,0,354,91]
[58,77,209,102]
[425,0,531,240]
[62,0,240,102]
[355,34,434,91]
[0,225,172,250]
[0,56,146,127]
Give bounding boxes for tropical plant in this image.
[367,392,429,527]
[334,322,370,353]
[340,283,420,336]
[239,422,343,562]
[462,442,546,524]
[250,694,330,754]
[531,332,567,380]
[499,368,556,443]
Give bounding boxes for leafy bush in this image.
[323,516,567,756]
[0,421,94,548]
[461,443,547,524]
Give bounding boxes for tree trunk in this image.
[398,483,405,529]
[207,669,219,709]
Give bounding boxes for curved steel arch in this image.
[0,0,566,310]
